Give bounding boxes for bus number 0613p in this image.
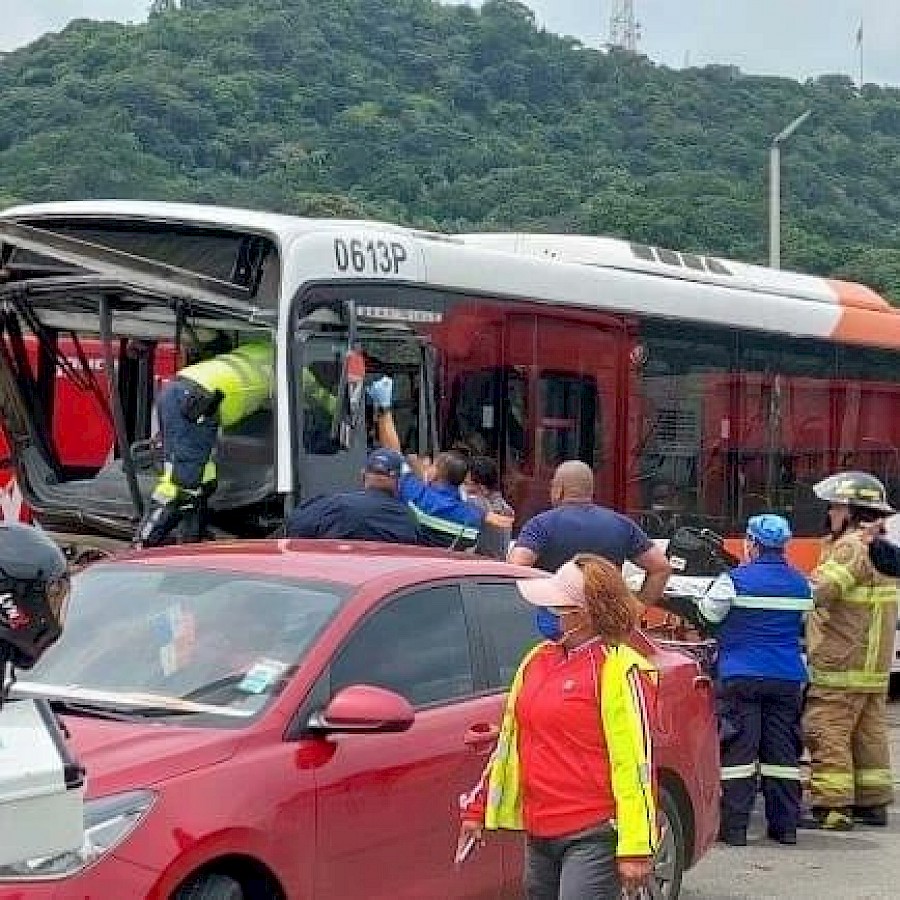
[334,237,408,275]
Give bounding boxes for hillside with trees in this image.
[2,0,900,298]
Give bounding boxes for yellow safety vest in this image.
[484,642,659,858]
[179,342,274,429]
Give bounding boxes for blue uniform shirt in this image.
[514,502,652,572]
[701,552,813,683]
[398,474,484,550]
[285,488,420,544]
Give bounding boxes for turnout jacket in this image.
[808,528,898,692]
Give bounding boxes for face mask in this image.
[535,607,564,642]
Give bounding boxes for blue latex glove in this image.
[367,375,394,409]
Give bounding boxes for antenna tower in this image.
[609,0,640,54]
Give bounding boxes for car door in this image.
[313,582,510,899]
[461,577,543,895]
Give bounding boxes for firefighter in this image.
[134,342,337,547]
[801,471,897,831]
[698,514,813,846]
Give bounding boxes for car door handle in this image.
[693,674,714,690]
[463,723,500,751]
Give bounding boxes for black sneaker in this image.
[853,806,888,827]
[798,808,854,831]
[767,827,797,845]
[718,828,747,847]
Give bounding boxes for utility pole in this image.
[609,1,640,54]
[149,0,180,13]
[769,110,812,269]
[856,19,864,90]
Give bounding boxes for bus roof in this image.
[3,200,899,350]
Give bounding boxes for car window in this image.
[21,564,347,723]
[330,585,475,707]
[468,580,540,688]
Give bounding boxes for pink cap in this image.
[517,560,586,609]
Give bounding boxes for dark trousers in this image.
[137,379,218,547]
[157,378,219,490]
[719,677,804,836]
[525,822,620,900]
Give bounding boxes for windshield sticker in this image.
[238,659,289,695]
[150,605,197,677]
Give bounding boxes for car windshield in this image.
[15,563,347,724]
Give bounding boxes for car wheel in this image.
[174,872,244,900]
[651,789,685,899]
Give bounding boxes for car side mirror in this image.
[307,684,414,735]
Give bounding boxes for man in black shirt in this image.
[285,448,420,544]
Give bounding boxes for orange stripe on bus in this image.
[829,305,900,350]
[723,537,822,573]
[827,279,893,312]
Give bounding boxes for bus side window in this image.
[301,356,342,456]
[538,373,597,469]
[447,370,501,457]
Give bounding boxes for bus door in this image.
[291,299,438,503]
[505,314,625,522]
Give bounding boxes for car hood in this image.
[62,716,242,799]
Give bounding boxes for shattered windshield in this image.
[17,563,347,724]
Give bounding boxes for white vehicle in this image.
[0,201,898,565]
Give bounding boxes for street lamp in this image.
[769,110,812,269]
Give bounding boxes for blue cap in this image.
[746,514,792,549]
[366,448,404,478]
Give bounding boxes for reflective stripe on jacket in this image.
[710,554,812,683]
[808,529,898,692]
[484,642,659,858]
[178,342,274,428]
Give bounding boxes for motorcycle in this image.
[644,526,739,676]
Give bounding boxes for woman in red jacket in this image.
[458,554,659,899]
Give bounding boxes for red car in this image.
[3,541,718,899]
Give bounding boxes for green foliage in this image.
[2,0,900,300]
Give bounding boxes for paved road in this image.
[681,703,900,900]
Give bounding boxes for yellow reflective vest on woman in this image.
[484,642,659,858]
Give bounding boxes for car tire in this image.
[174,873,244,900]
[652,788,686,899]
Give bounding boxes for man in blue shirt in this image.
[368,377,512,550]
[285,448,420,544]
[699,514,813,847]
[507,460,671,605]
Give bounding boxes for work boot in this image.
[853,805,889,827]
[134,497,182,548]
[798,807,854,831]
[717,826,747,847]
[766,827,797,845]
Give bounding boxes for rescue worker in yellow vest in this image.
[800,471,898,831]
[134,342,335,547]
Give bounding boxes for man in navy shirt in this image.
[507,460,671,604]
[285,448,420,544]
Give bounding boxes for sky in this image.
[1,0,895,86]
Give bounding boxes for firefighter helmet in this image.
[813,471,895,514]
[0,523,69,670]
